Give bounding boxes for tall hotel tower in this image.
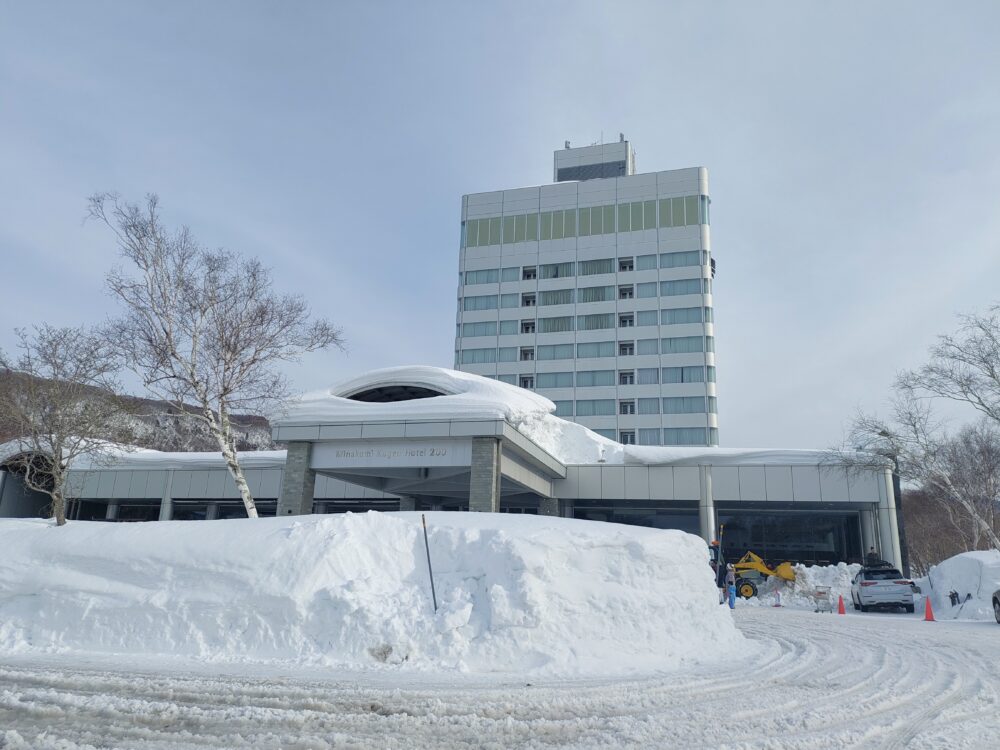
[454,139,717,446]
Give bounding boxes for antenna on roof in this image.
[619,132,625,142]
[564,140,570,149]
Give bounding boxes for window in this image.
[576,399,615,416]
[489,217,501,245]
[460,348,497,364]
[619,313,634,328]
[497,374,516,385]
[522,293,536,307]
[638,428,661,446]
[661,279,705,297]
[519,376,534,389]
[637,368,659,385]
[539,288,574,306]
[579,285,615,303]
[577,341,615,358]
[618,285,634,300]
[537,343,575,360]
[619,400,636,415]
[540,262,575,279]
[576,370,614,387]
[664,427,708,446]
[499,320,518,335]
[619,431,636,445]
[463,295,498,311]
[498,347,517,362]
[638,397,660,414]
[661,307,703,325]
[503,216,515,244]
[539,315,574,333]
[661,336,705,354]
[636,254,657,271]
[500,293,519,309]
[521,320,535,334]
[660,251,703,269]
[520,347,534,361]
[461,321,497,337]
[637,338,659,355]
[553,400,573,417]
[708,397,718,413]
[636,282,658,299]
[619,341,635,356]
[526,213,538,240]
[578,206,591,236]
[603,205,616,233]
[594,429,617,440]
[579,258,614,276]
[618,203,630,233]
[663,396,707,414]
[501,267,520,282]
[464,269,499,285]
[618,257,634,272]
[463,220,476,248]
[522,266,537,280]
[578,313,615,330]
[707,366,716,382]
[619,370,635,385]
[636,310,658,326]
[514,214,526,243]
[536,372,574,388]
[540,212,552,240]
[662,366,706,383]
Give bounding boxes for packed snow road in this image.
[2,607,998,750]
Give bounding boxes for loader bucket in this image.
[773,561,796,581]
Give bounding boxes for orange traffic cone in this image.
[924,597,935,622]
[837,595,846,615]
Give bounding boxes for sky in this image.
[1,1,999,449]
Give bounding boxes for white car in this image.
[851,566,915,613]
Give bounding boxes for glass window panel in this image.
[644,200,656,230]
[538,316,574,333]
[636,310,659,326]
[498,347,518,362]
[638,397,660,415]
[577,341,615,358]
[538,288,574,306]
[618,203,630,233]
[636,254,657,271]
[671,197,685,227]
[540,211,552,241]
[461,321,497,337]
[660,251,701,268]
[685,196,699,226]
[578,207,591,236]
[683,366,705,382]
[637,338,659,355]
[501,266,519,282]
[706,336,715,352]
[460,348,497,364]
[658,198,671,228]
[578,285,615,303]
[700,195,710,225]
[661,336,704,354]
[707,366,716,382]
[663,428,707,446]
[551,210,564,240]
[497,374,517,385]
[661,307,702,325]
[500,293,519,308]
[708,397,718,413]
[515,214,527,243]
[540,262,575,279]
[603,205,615,233]
[631,201,643,231]
[472,219,485,246]
[537,343,574,360]
[576,399,615,416]
[577,313,615,330]
[564,209,576,237]
[489,217,501,245]
[663,397,707,414]
[465,220,477,247]
[579,258,614,276]
[463,295,498,311]
[499,320,518,335]
[661,279,704,296]
[636,282,658,299]
[637,367,659,385]
[591,205,603,234]
[526,213,538,241]
[537,372,574,388]
[464,269,500,285]
[638,428,661,446]
[576,370,614,387]
[553,400,574,417]
[503,216,515,244]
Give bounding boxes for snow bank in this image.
[740,563,861,609]
[920,550,1000,621]
[0,513,744,676]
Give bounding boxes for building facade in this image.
[455,139,718,447]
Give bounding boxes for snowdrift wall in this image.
[921,550,1000,621]
[0,513,744,675]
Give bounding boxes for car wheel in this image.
[994,597,1000,625]
[906,604,914,614]
[852,594,860,611]
[860,602,869,613]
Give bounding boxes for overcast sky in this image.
[2,1,999,449]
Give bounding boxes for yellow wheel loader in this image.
[733,551,796,599]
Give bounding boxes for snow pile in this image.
[0,513,744,675]
[742,562,861,609]
[920,550,1000,621]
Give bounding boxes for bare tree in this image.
[89,193,344,518]
[0,325,130,525]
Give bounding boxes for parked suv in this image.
[851,565,915,613]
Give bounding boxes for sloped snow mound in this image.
[0,513,745,675]
[740,562,860,609]
[921,550,1000,621]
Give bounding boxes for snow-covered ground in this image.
[2,607,998,749]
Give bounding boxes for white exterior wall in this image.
[455,160,716,447]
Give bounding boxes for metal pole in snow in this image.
[421,514,438,613]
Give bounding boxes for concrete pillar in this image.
[398,496,416,511]
[206,502,219,520]
[105,502,119,521]
[538,497,560,516]
[698,465,716,543]
[860,507,876,561]
[469,437,501,512]
[877,469,903,569]
[158,470,174,521]
[277,441,317,516]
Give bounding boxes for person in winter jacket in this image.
[725,564,737,609]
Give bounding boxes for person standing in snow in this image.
[865,547,880,566]
[725,564,737,609]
